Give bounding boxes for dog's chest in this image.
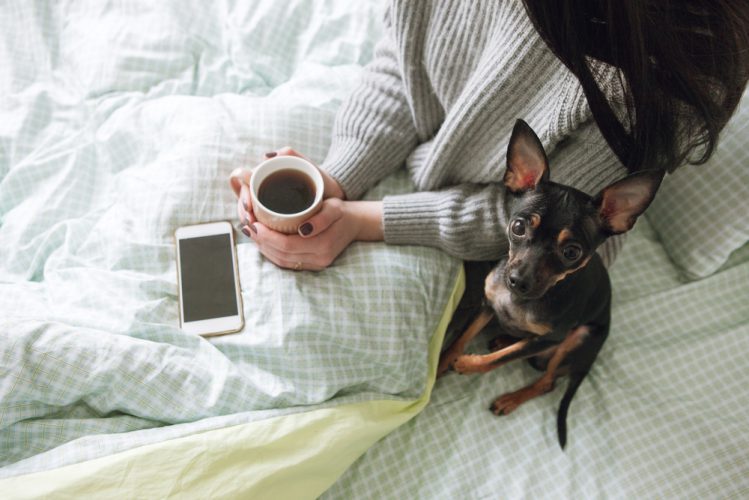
[484,274,552,337]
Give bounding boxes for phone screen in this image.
[178,234,239,322]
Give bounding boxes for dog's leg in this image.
[437,309,494,377]
[488,334,517,351]
[452,338,556,374]
[490,326,590,416]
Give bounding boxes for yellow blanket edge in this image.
[0,267,465,500]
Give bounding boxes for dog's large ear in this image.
[504,119,550,193]
[594,170,664,235]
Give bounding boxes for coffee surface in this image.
[258,169,316,214]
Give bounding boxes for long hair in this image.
[522,0,749,172]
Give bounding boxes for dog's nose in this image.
[508,271,529,294]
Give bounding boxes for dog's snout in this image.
[507,270,529,294]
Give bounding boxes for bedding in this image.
[645,88,749,279]
[2,1,749,499]
[1,1,466,497]
[324,219,749,499]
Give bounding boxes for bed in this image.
[2,1,748,498]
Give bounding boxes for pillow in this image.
[646,89,749,279]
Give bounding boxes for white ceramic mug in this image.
[249,156,324,234]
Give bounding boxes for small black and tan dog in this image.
[438,119,662,449]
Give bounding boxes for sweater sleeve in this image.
[382,120,629,265]
[321,10,420,201]
[383,183,510,260]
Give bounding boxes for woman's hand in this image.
[248,198,383,271]
[229,147,383,271]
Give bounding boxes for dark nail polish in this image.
[242,227,251,237]
[250,224,258,234]
[299,223,313,236]
[265,151,277,158]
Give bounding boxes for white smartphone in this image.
[175,221,244,336]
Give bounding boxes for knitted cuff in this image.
[382,191,447,246]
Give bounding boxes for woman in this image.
[230,0,749,272]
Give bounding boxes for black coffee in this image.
[257,169,316,214]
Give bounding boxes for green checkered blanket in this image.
[0,1,464,495]
[325,219,749,499]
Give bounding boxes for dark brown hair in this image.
[522,0,749,172]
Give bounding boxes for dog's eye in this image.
[563,244,582,262]
[510,219,526,237]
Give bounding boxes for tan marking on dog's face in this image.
[557,228,573,244]
[529,214,541,229]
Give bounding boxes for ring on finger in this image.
[293,261,303,271]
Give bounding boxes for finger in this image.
[229,167,253,197]
[236,184,256,224]
[257,247,325,272]
[237,198,247,226]
[237,200,257,229]
[239,182,252,212]
[251,223,324,262]
[254,230,339,270]
[269,146,310,162]
[251,222,308,256]
[248,225,323,270]
[298,198,344,237]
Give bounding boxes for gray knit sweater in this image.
[322,0,627,262]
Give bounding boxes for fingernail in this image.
[241,192,249,208]
[241,227,251,237]
[265,151,277,158]
[299,223,313,236]
[250,224,258,234]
